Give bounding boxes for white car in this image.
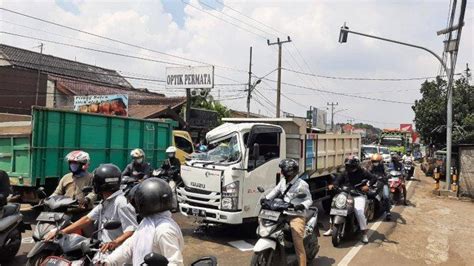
[361,145,391,164]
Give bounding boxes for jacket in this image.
[333,168,377,189]
[122,162,152,180]
[52,172,96,208]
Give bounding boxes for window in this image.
[174,136,193,154]
[190,134,241,164]
[248,132,280,170]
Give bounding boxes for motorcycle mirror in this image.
[142,253,168,266]
[191,256,218,266]
[257,186,265,193]
[37,187,48,199]
[103,220,122,230]
[296,193,307,199]
[82,186,93,194]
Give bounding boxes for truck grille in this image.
[178,186,221,210]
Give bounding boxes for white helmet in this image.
[130,148,145,159]
[65,150,90,164]
[166,146,177,153]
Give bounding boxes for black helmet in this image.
[93,164,122,194]
[133,178,172,216]
[279,159,299,178]
[344,155,360,173]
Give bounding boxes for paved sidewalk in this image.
[349,168,474,266]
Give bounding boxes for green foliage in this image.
[412,76,474,145]
[191,95,230,122]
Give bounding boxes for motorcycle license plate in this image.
[330,209,348,216]
[259,209,280,221]
[40,256,71,266]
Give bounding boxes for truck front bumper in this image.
[179,203,243,224]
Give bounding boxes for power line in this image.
[282,68,459,81]
[262,77,414,105]
[0,7,248,73]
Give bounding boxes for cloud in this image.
[0,0,472,128]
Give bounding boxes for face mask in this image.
[134,158,143,164]
[69,162,82,174]
[168,153,175,159]
[373,162,380,167]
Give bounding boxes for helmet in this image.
[130,148,145,159]
[93,164,122,194]
[133,178,172,216]
[166,146,177,153]
[279,159,299,178]
[66,150,90,164]
[389,170,402,178]
[344,155,360,173]
[371,154,383,162]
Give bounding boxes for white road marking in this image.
[338,180,413,266]
[228,240,254,251]
[22,236,34,244]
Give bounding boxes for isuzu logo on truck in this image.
[190,182,206,189]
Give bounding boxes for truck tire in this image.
[250,249,275,266]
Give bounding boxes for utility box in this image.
[458,144,474,198]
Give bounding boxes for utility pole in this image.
[327,102,338,131]
[267,36,291,118]
[247,47,253,118]
[35,43,43,106]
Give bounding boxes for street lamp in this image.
[247,79,261,117]
[338,23,457,190]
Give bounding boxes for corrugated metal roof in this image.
[0,43,132,88]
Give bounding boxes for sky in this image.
[0,0,472,128]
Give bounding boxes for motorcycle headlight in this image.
[221,181,239,210]
[335,194,347,209]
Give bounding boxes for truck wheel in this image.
[332,224,343,247]
[250,249,274,266]
[0,229,21,261]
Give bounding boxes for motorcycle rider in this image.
[161,146,181,180]
[262,159,313,266]
[327,155,377,244]
[51,150,96,209]
[389,153,403,172]
[103,178,184,266]
[369,154,392,220]
[45,164,138,253]
[122,149,152,181]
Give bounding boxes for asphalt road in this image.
[8,167,469,266]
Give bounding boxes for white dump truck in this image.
[177,118,361,225]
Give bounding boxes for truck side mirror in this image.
[252,143,260,159]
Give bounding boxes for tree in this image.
[412,76,474,145]
[190,94,230,122]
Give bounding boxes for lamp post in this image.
[338,23,457,190]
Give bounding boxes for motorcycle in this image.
[0,194,28,262]
[251,186,320,266]
[27,219,121,266]
[31,187,92,242]
[152,167,181,211]
[388,171,407,205]
[403,159,415,180]
[368,175,390,220]
[330,180,374,247]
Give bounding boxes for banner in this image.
[166,66,214,89]
[74,94,128,117]
[312,108,327,130]
[400,123,413,132]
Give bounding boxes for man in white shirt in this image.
[104,178,184,266]
[263,159,313,266]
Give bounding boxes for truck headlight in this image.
[221,181,239,210]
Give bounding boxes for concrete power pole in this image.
[267,37,291,118]
[247,47,252,118]
[327,102,338,131]
[35,43,44,106]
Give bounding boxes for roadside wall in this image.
[459,146,474,198]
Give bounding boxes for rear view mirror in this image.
[191,256,218,266]
[104,220,121,230]
[257,186,265,193]
[143,253,168,266]
[37,187,48,199]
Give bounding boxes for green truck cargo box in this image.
[0,107,173,197]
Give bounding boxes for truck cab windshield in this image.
[191,134,241,164]
[380,138,403,147]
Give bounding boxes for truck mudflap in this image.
[178,203,243,224]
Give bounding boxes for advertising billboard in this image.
[74,94,128,117]
[312,108,327,130]
[166,66,214,89]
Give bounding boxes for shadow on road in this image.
[313,256,336,266]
